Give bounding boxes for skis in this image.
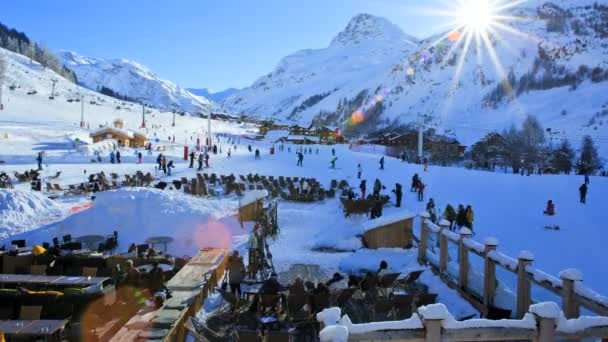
[544,225,560,230]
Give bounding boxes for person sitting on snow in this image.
[544,200,555,216]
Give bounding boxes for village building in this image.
[90,119,149,148]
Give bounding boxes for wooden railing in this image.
[416,215,608,319]
[322,302,608,342]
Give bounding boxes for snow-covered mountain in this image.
[60,51,213,114]
[224,4,608,147]
[187,87,241,103]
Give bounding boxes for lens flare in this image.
[351,110,365,124]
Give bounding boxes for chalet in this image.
[259,121,290,135]
[289,124,313,136]
[313,125,346,144]
[90,119,149,148]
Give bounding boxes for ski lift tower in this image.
[79,93,85,128]
[140,102,146,128]
[417,112,433,160]
[207,111,211,146]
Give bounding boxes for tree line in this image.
[0,21,77,83]
[468,115,603,175]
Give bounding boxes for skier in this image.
[370,193,383,219]
[248,145,252,153]
[379,156,385,170]
[116,150,121,164]
[205,153,210,168]
[161,156,167,174]
[456,204,466,228]
[392,183,402,207]
[137,152,143,164]
[579,183,588,204]
[167,160,174,176]
[465,205,474,230]
[411,174,419,192]
[543,200,558,230]
[227,148,231,158]
[296,152,304,166]
[359,180,366,199]
[357,163,362,179]
[187,151,193,168]
[330,156,338,169]
[443,204,456,230]
[417,181,425,202]
[36,152,43,170]
[426,198,437,223]
[373,178,382,197]
[197,153,203,171]
[255,149,261,160]
[584,174,590,185]
[110,151,116,164]
[331,147,335,156]
[156,153,163,170]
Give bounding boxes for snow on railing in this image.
[424,220,441,233]
[526,265,562,289]
[487,250,518,272]
[319,302,608,342]
[575,283,608,309]
[463,237,484,255]
[440,228,459,242]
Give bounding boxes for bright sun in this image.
[458,0,496,34]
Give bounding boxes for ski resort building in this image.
[90,119,149,148]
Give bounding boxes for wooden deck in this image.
[109,248,229,342]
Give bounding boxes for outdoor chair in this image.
[416,293,438,307]
[398,270,424,291]
[258,294,280,314]
[236,329,261,342]
[287,294,309,322]
[19,305,42,320]
[392,294,415,319]
[378,273,401,297]
[486,305,512,320]
[82,267,98,277]
[30,265,47,275]
[266,330,290,342]
[53,184,63,191]
[311,293,330,313]
[373,298,394,321]
[334,288,356,308]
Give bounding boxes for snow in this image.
[0,189,69,239]
[419,303,536,329]
[529,302,562,319]
[526,266,562,288]
[557,315,608,333]
[317,307,342,326]
[60,51,212,113]
[518,250,535,261]
[463,238,484,254]
[575,283,608,308]
[90,126,137,139]
[441,228,460,242]
[3,188,240,256]
[559,268,584,281]
[239,190,268,207]
[319,325,348,342]
[338,312,423,334]
[458,227,472,236]
[361,211,416,231]
[488,250,518,272]
[484,237,499,246]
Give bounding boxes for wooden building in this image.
[314,125,346,144]
[238,190,268,222]
[90,119,148,148]
[362,212,415,249]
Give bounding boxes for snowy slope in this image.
[60,51,213,114]
[187,87,241,103]
[222,14,418,124]
[223,4,608,148]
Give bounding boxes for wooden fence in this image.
[416,215,608,320]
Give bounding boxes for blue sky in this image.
[1,0,447,90]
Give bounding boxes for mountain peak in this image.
[330,14,417,47]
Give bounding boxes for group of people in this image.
[442,203,475,231]
[156,153,175,175]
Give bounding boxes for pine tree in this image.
[576,135,602,174]
[551,139,575,174]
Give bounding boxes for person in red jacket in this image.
[544,200,555,216]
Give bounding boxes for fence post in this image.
[537,316,557,342]
[438,227,448,274]
[560,268,582,319]
[419,218,428,265]
[516,251,534,319]
[483,238,498,315]
[423,319,442,342]
[458,228,472,290]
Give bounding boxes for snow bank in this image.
[361,211,416,232]
[419,303,536,330]
[2,188,240,255]
[319,325,348,342]
[0,189,68,238]
[240,190,268,206]
[338,248,418,275]
[317,307,342,326]
[530,302,608,334]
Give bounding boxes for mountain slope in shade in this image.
[60,51,213,114]
[223,4,608,150]
[187,87,241,103]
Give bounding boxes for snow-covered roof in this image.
[240,190,268,206]
[90,126,147,139]
[362,211,416,231]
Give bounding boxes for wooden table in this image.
[0,274,108,287]
[137,264,174,273]
[0,319,69,335]
[75,235,105,249]
[145,236,174,252]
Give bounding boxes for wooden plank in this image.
[348,329,425,342]
[443,327,536,341]
[555,326,608,340]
